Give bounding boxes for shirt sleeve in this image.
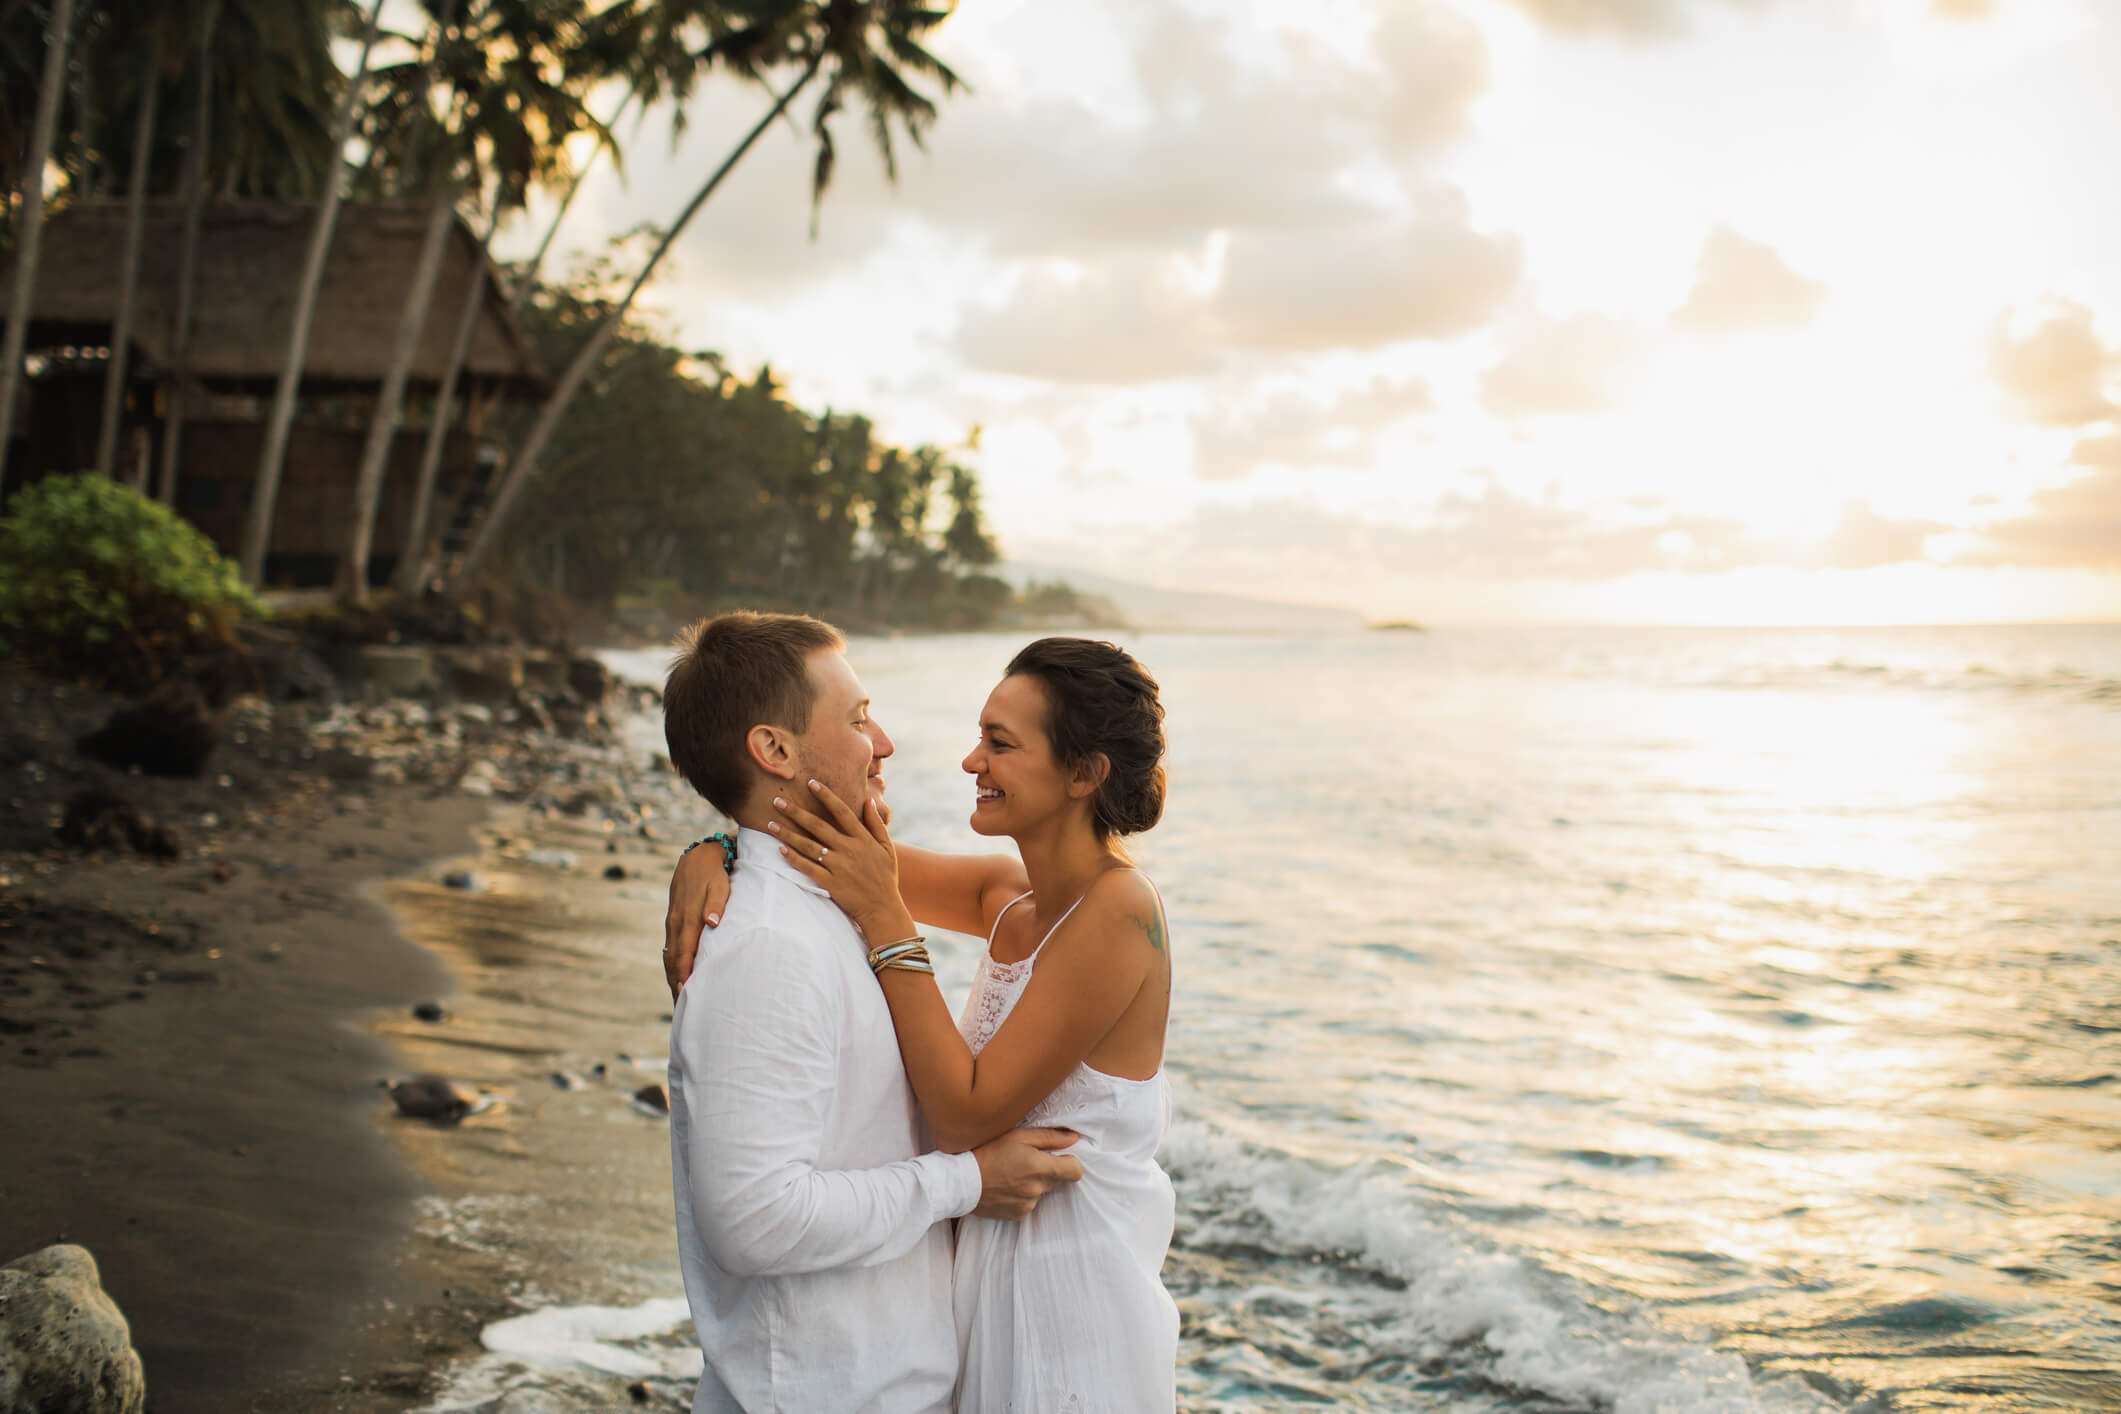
[671,919,982,1278]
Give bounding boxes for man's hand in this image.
[969,1127,1083,1220]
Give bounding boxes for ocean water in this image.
[423,625,2121,1413]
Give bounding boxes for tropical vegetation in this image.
[0,472,260,690]
[498,241,1008,628]
[0,0,1028,630]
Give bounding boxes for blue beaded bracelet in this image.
[683,831,738,874]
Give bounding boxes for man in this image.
[660,611,1082,1413]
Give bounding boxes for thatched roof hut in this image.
[0,199,547,395]
[0,201,551,589]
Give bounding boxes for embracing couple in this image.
[656,612,1179,1412]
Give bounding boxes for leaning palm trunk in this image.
[392,199,501,595]
[240,0,384,588]
[507,82,637,316]
[446,65,818,592]
[0,0,77,485]
[338,182,458,603]
[155,0,221,505]
[94,24,164,478]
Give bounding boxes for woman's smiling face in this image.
[961,674,1068,836]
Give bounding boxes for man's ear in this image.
[746,724,800,781]
[1066,752,1110,801]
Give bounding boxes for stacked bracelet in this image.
[682,831,739,875]
[867,936,933,976]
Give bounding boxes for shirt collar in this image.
[735,825,831,899]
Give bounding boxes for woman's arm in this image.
[662,816,1029,998]
[774,784,1163,1153]
[890,843,1027,938]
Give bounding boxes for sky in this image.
[516,0,2121,625]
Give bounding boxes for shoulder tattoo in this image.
[1131,901,1168,956]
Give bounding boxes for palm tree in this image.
[443,0,965,594]
[0,0,76,486]
[91,13,164,479]
[340,0,617,604]
[334,0,461,601]
[239,0,382,587]
[151,0,219,505]
[390,197,496,594]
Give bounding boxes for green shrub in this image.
[0,473,262,688]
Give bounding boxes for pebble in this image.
[604,863,627,881]
[441,870,479,891]
[386,1075,482,1122]
[632,1083,669,1115]
[526,848,578,870]
[412,1001,447,1023]
[549,1070,585,1091]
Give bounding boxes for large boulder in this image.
[0,1245,146,1414]
[75,678,221,778]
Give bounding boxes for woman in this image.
[665,637,1178,1411]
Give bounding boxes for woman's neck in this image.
[1010,814,1118,915]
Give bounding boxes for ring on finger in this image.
[818,845,831,863]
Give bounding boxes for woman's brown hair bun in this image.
[1004,637,1167,841]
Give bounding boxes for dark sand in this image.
[2,667,695,1411]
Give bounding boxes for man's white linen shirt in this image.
[669,826,981,1414]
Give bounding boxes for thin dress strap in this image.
[984,890,1035,950]
[1026,893,1089,962]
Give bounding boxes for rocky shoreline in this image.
[0,640,702,1412]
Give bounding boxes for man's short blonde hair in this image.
[664,612,844,816]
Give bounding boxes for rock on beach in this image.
[388,1075,482,1123]
[0,1244,146,1414]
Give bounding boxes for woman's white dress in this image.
[951,889,1179,1413]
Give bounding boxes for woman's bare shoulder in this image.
[1079,867,1168,957]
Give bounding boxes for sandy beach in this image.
[0,665,695,1412]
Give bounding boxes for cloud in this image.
[1495,0,1771,40]
[1672,225,1827,332]
[951,256,1221,384]
[1989,299,2118,427]
[1480,314,1641,415]
[953,193,1522,381]
[1808,501,1943,570]
[1369,4,1493,149]
[1019,482,1954,594]
[594,0,1493,299]
[1189,376,1433,482]
[1213,196,1523,352]
[1962,431,2121,569]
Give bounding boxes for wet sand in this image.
[1,667,695,1411]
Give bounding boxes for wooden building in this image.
[0,200,547,587]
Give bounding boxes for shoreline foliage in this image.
[495,242,1015,631]
[0,473,261,690]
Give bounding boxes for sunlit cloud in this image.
[1214,195,1523,351]
[953,255,1222,385]
[1671,225,1827,333]
[1990,299,2119,427]
[1189,376,1433,482]
[1495,0,1763,41]
[1966,461,2121,568]
[1480,314,1643,416]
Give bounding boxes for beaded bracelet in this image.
[682,831,738,875]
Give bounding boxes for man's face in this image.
[794,650,893,815]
